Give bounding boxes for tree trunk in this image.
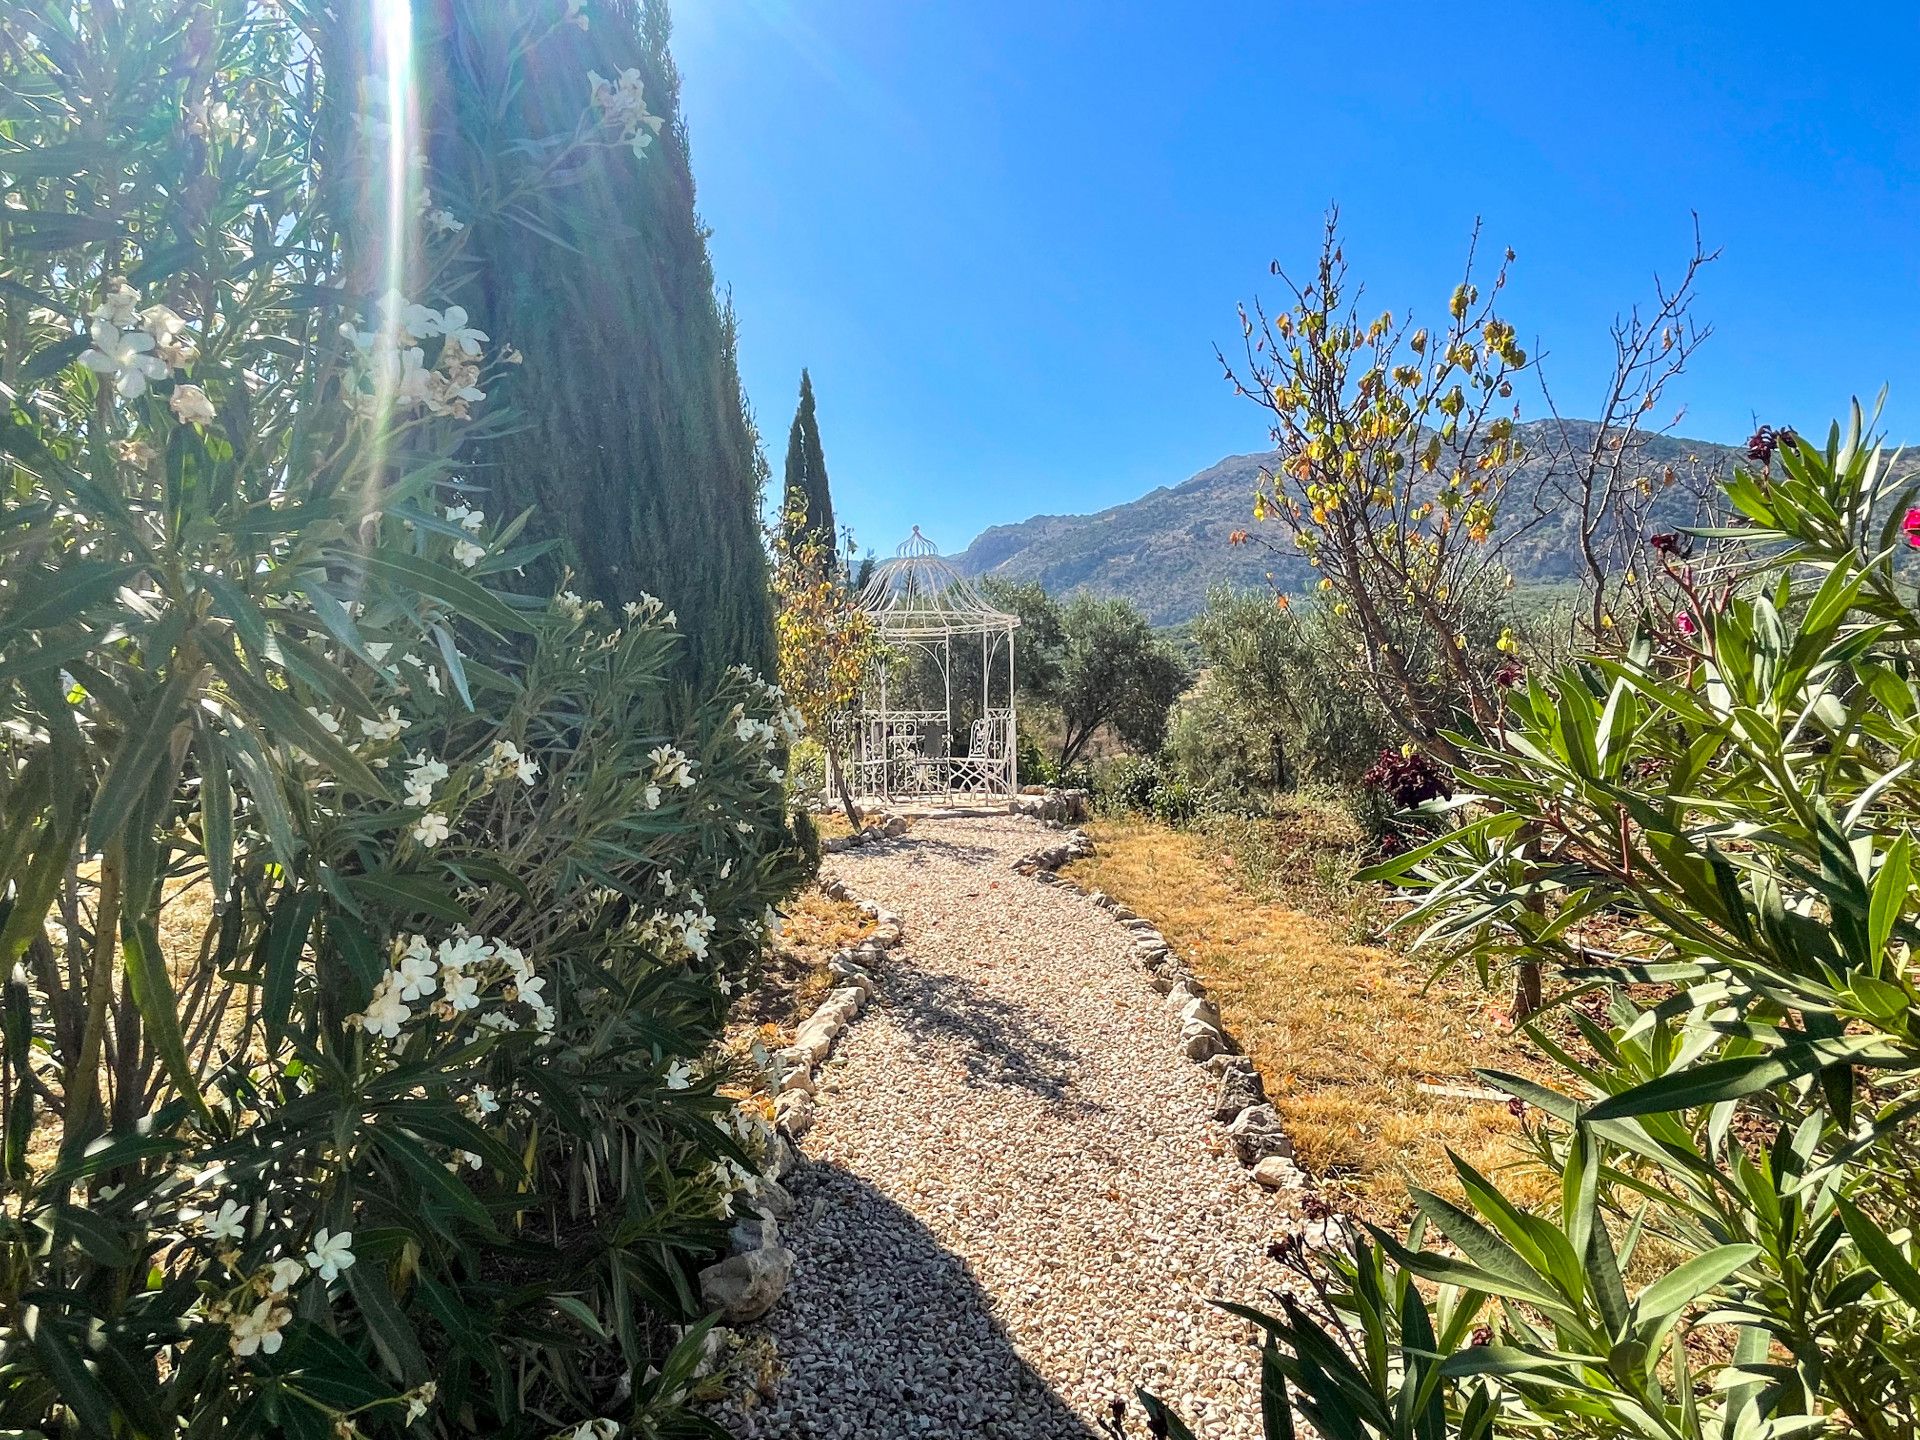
[1509,960,1544,1026]
[827,746,861,829]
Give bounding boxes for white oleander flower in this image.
[392,947,438,1003]
[265,1257,305,1294]
[664,1059,693,1091]
[306,707,340,734]
[411,812,450,847]
[438,934,492,972]
[470,1085,499,1116]
[452,538,486,568]
[442,968,481,1011]
[361,706,410,741]
[427,206,464,234]
[404,1381,438,1423]
[404,753,448,806]
[306,1228,355,1281]
[514,752,540,785]
[435,305,489,357]
[648,744,696,788]
[91,279,140,329]
[495,943,532,982]
[359,977,410,1038]
[564,0,589,29]
[169,384,217,425]
[192,1198,249,1244]
[643,783,662,810]
[230,1298,291,1356]
[80,318,169,398]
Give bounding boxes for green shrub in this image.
[1016,735,1060,787]
[787,736,829,804]
[1161,679,1282,816]
[1187,587,1399,793]
[0,6,795,1434]
[1153,407,1920,1440]
[788,806,823,881]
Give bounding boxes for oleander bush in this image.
[1149,409,1920,1439]
[0,4,795,1435]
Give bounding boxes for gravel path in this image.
[734,816,1307,1439]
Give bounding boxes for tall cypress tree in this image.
[780,368,835,557]
[423,0,773,685]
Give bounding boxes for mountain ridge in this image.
[946,421,1744,624]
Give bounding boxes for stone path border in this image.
[697,864,909,1325]
[1020,830,1308,1194]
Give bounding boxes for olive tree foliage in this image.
[1164,586,1395,806]
[1054,593,1187,765]
[977,584,1185,769]
[0,5,798,1436]
[1144,408,1920,1440]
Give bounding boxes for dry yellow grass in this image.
[730,886,876,1042]
[1066,817,1555,1222]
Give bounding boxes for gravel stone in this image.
[729,817,1305,1438]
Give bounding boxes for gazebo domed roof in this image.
[857,527,1020,640]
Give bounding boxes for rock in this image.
[1177,994,1223,1031]
[1148,969,1178,996]
[764,1133,797,1180]
[778,1063,816,1095]
[882,815,909,838]
[1164,981,1211,1014]
[1251,1156,1305,1191]
[1226,1104,1293,1165]
[1210,1061,1268,1122]
[1179,1020,1228,1062]
[1301,1216,1351,1251]
[747,1176,796,1219]
[823,986,867,1019]
[774,1090,815,1139]
[830,968,875,998]
[699,1237,793,1323]
[792,1014,843,1063]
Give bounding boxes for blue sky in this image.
[673,1,1920,559]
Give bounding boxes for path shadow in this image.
[885,832,1006,867]
[882,959,1106,1115]
[731,1161,1109,1439]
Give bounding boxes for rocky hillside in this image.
[949,422,1748,625]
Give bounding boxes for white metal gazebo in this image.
[841,528,1020,804]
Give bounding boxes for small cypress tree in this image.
[781,368,836,559]
[422,0,773,686]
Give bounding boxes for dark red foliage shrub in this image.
[1361,747,1453,811]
